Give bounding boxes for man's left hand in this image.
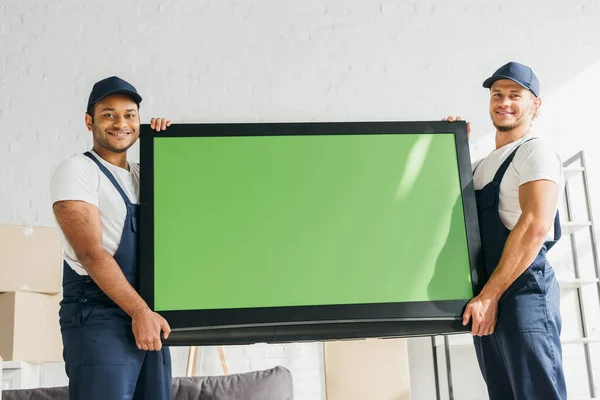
[150,118,172,131]
[462,293,499,336]
[443,116,471,141]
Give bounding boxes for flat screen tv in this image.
[139,121,483,345]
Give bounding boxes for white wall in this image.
[1,0,600,399]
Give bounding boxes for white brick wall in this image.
[1,0,599,399]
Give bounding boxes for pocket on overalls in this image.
[500,266,547,334]
[162,347,172,365]
[79,302,96,326]
[59,301,81,328]
[79,306,128,366]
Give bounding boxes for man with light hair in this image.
[447,61,566,399]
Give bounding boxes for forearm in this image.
[80,250,149,318]
[480,215,548,301]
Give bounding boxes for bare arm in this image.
[53,200,170,350]
[480,179,559,300]
[54,200,148,315]
[463,179,559,336]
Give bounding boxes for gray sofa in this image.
[2,366,293,400]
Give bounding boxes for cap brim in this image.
[482,75,538,97]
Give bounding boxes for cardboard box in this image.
[0,225,62,294]
[324,338,411,400]
[0,292,63,362]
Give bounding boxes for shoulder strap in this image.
[84,152,132,205]
[491,138,537,184]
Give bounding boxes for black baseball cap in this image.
[87,76,142,113]
[482,62,540,97]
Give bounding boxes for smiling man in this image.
[449,62,566,399]
[50,76,173,399]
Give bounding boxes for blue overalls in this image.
[473,140,567,400]
[59,151,172,400]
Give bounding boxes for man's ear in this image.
[85,113,93,131]
[531,96,542,120]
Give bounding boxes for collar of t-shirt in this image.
[89,149,135,175]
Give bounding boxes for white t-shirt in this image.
[472,134,563,241]
[50,150,140,275]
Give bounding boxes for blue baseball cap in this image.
[482,62,540,97]
[87,76,142,112]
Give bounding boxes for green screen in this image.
[153,133,472,312]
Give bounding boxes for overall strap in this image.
[84,152,132,205]
[552,210,562,241]
[492,138,537,184]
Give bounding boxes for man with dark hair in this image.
[447,62,567,399]
[51,76,173,399]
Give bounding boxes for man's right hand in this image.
[131,307,172,351]
[442,116,471,141]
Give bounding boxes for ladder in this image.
[559,151,600,398]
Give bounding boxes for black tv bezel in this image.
[139,121,483,345]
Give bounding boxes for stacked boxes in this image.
[0,225,63,362]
